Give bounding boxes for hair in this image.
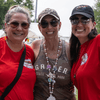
[69,17,98,67]
[4,5,31,25]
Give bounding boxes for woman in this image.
[31,8,75,100]
[69,4,99,100]
[0,5,36,100]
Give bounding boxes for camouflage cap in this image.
[38,8,60,23]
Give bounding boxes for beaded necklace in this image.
[43,38,62,100]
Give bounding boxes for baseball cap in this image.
[38,8,60,23]
[70,5,94,19]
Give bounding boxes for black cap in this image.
[70,5,94,19]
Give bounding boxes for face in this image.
[71,15,96,44]
[5,13,29,43]
[38,15,61,39]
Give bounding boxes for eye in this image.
[71,20,79,25]
[81,19,90,24]
[82,20,87,24]
[50,20,58,27]
[40,20,48,28]
[10,22,19,28]
[51,20,57,24]
[22,23,29,29]
[41,21,48,25]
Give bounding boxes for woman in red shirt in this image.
[69,4,100,100]
[0,5,36,100]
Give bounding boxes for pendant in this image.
[47,72,55,79]
[53,66,57,71]
[47,94,56,100]
[48,78,52,82]
[47,65,51,69]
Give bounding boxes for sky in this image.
[32,0,96,37]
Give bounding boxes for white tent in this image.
[0,30,5,38]
[29,23,43,37]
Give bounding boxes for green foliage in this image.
[0,0,34,29]
[93,0,100,33]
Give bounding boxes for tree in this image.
[93,0,100,33]
[0,0,34,29]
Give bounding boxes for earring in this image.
[5,31,8,40]
[5,35,8,40]
[25,37,29,42]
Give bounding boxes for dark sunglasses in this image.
[39,20,59,28]
[7,21,29,29]
[70,16,91,25]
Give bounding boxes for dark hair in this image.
[69,17,98,67]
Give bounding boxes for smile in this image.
[14,33,23,36]
[46,32,54,34]
[76,29,85,32]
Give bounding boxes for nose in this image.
[77,20,83,26]
[47,23,53,29]
[16,24,23,30]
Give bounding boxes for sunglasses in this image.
[70,17,91,25]
[7,21,29,29]
[39,20,59,28]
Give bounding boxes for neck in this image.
[6,40,24,52]
[79,37,89,45]
[44,37,62,59]
[44,37,61,60]
[44,37,59,51]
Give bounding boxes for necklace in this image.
[44,38,62,100]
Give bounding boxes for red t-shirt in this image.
[0,37,36,100]
[71,34,100,100]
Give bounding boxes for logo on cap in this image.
[75,5,88,10]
